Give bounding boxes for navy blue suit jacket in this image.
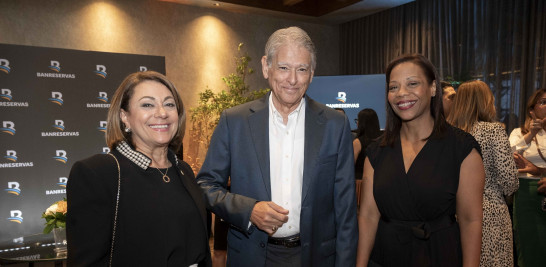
[197,94,357,267]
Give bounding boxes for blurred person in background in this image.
[441,81,456,117]
[447,80,519,266]
[353,108,382,179]
[508,87,546,267]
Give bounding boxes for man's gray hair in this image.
[264,26,316,71]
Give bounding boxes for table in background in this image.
[0,233,65,266]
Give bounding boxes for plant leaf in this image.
[43,223,54,234]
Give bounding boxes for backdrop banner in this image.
[307,74,386,130]
[0,43,165,241]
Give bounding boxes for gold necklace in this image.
[155,166,170,183]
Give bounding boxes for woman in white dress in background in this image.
[508,87,546,267]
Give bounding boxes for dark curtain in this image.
[340,0,546,133]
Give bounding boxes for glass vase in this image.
[52,227,67,257]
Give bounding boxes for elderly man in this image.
[196,26,357,267]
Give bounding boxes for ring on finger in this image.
[272,226,278,232]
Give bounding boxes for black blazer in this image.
[67,147,211,266]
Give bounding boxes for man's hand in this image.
[250,201,289,235]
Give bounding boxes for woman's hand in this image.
[523,111,546,144]
[530,111,546,134]
[513,153,541,176]
[538,178,546,195]
[513,152,525,169]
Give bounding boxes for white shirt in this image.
[509,127,546,179]
[268,94,305,237]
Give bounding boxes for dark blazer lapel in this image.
[248,94,271,199]
[302,96,327,202]
[175,160,208,229]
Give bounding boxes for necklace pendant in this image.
[155,167,171,183]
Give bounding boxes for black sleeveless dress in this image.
[366,125,480,267]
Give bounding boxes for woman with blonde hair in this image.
[447,80,518,266]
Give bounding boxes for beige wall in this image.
[0,0,339,162]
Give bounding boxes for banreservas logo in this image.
[41,120,79,137]
[326,91,360,109]
[139,66,148,72]
[1,88,12,101]
[95,65,107,78]
[48,60,61,72]
[48,92,64,106]
[53,150,68,164]
[8,210,23,224]
[45,177,67,195]
[0,59,11,74]
[57,177,68,188]
[0,150,34,168]
[4,150,17,162]
[1,121,15,135]
[97,92,108,103]
[336,92,347,103]
[0,89,30,107]
[98,121,107,133]
[86,91,110,108]
[5,182,21,196]
[102,147,111,154]
[37,60,75,79]
[54,120,65,131]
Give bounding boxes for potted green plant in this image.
[188,43,269,170]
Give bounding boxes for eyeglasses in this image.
[538,99,546,106]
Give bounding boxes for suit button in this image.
[260,242,265,248]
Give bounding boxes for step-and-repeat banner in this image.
[0,44,165,240]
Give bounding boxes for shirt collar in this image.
[115,141,178,170]
[268,94,306,121]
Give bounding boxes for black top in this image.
[67,144,211,267]
[114,167,207,266]
[354,135,373,179]
[366,125,480,267]
[166,167,208,266]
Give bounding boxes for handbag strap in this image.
[534,138,546,164]
[107,153,121,267]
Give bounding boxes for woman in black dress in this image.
[356,54,485,266]
[67,71,211,266]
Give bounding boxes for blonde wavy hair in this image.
[447,80,497,132]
